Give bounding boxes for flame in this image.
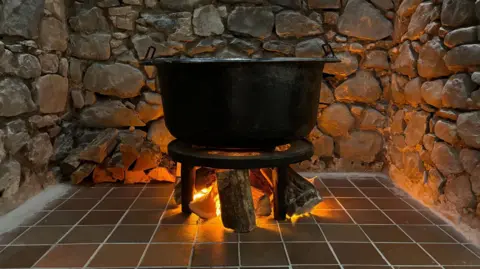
[193,186,212,200]
[289,213,311,225]
[193,186,221,217]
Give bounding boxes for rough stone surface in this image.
[434,120,459,145]
[0,159,21,198]
[441,0,477,28]
[39,54,59,74]
[459,148,480,174]
[336,131,383,162]
[84,63,145,98]
[0,0,45,39]
[71,90,85,109]
[359,109,386,131]
[39,17,68,52]
[275,11,323,38]
[168,12,195,42]
[403,2,437,41]
[335,71,382,104]
[148,118,175,153]
[34,75,69,114]
[193,5,224,36]
[423,134,436,152]
[418,38,451,79]
[370,0,393,11]
[391,110,406,135]
[338,0,392,41]
[136,101,164,123]
[421,79,446,108]
[80,100,145,128]
[295,38,325,57]
[318,103,355,137]
[69,7,110,34]
[324,52,358,77]
[431,142,464,175]
[444,45,480,70]
[28,133,53,166]
[392,41,417,78]
[29,115,59,129]
[404,77,423,107]
[363,50,389,70]
[397,0,422,17]
[307,0,340,9]
[442,73,476,109]
[309,129,334,157]
[0,78,36,117]
[263,41,294,55]
[472,72,480,85]
[69,33,111,60]
[79,129,118,163]
[227,7,274,39]
[444,174,475,210]
[319,82,335,104]
[457,112,480,149]
[391,73,408,105]
[15,54,41,79]
[444,27,479,48]
[405,111,429,147]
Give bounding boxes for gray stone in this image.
[0,159,21,198]
[393,12,410,44]
[431,142,464,175]
[418,38,451,79]
[28,133,53,166]
[148,118,176,153]
[441,0,477,28]
[460,148,480,174]
[80,100,145,128]
[425,22,441,36]
[434,120,459,145]
[39,54,59,74]
[230,39,260,55]
[193,5,224,36]
[71,90,85,109]
[168,12,195,42]
[84,91,97,106]
[444,45,480,71]
[318,103,355,137]
[295,38,325,57]
[275,11,323,38]
[28,115,59,129]
[309,129,334,157]
[143,92,163,105]
[323,12,339,25]
[228,7,274,39]
[392,41,417,78]
[338,0,392,41]
[335,70,382,104]
[51,132,74,162]
[391,73,408,105]
[132,35,184,59]
[39,17,68,52]
[84,63,145,99]
[137,101,164,123]
[98,0,121,7]
[359,108,386,130]
[69,33,111,60]
[444,27,479,48]
[79,128,118,164]
[323,52,358,77]
[405,111,429,147]
[124,0,142,5]
[15,54,41,79]
[34,75,68,114]
[319,82,334,104]
[219,0,262,3]
[363,50,389,70]
[189,38,225,55]
[0,78,36,117]
[403,2,437,41]
[472,72,480,85]
[421,79,446,108]
[457,111,480,149]
[392,110,406,135]
[423,134,436,152]
[141,13,176,34]
[69,7,110,34]
[269,0,301,9]
[0,0,44,39]
[370,0,393,11]
[45,0,65,22]
[307,0,341,9]
[397,0,422,17]
[477,0,480,21]
[444,174,475,210]
[442,73,476,109]
[263,41,294,55]
[404,77,424,107]
[471,167,480,196]
[215,47,246,58]
[109,6,139,31]
[336,131,383,162]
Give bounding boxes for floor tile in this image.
[196,224,237,242]
[403,198,430,210]
[421,244,480,265]
[376,243,436,266]
[338,198,376,209]
[141,244,192,266]
[107,187,142,198]
[329,188,364,198]
[281,214,316,224]
[344,267,391,269]
[376,177,396,188]
[240,224,281,242]
[318,187,332,197]
[240,242,288,266]
[121,210,163,224]
[0,227,28,244]
[161,208,199,224]
[0,246,50,268]
[361,225,412,243]
[361,188,396,198]
[286,242,337,264]
[132,197,174,210]
[140,186,174,197]
[347,210,392,224]
[36,244,99,267]
[312,210,353,224]
[321,178,353,187]
[313,198,342,210]
[330,243,387,265]
[89,244,147,267]
[465,244,480,256]
[42,199,66,210]
[57,198,99,210]
[384,210,431,225]
[293,266,341,269]
[370,198,413,210]
[80,211,124,225]
[38,210,87,225]
[393,267,440,269]
[108,225,156,243]
[419,210,448,225]
[401,225,456,243]
[94,198,135,210]
[439,226,469,243]
[60,225,114,243]
[12,226,70,245]
[73,187,110,198]
[280,224,325,241]
[350,178,384,188]
[321,224,368,242]
[191,243,239,266]
[152,225,197,242]
[20,211,49,226]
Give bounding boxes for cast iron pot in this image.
[142,50,339,149]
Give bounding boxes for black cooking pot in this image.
[141,48,339,149]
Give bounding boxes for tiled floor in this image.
[0,174,479,269]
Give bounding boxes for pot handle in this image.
[140,46,157,65]
[321,42,336,59]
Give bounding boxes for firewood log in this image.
[251,186,272,217]
[285,167,322,216]
[189,183,219,219]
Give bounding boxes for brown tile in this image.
[421,244,480,265]
[376,177,396,187]
[36,244,98,267]
[329,188,364,198]
[331,243,387,265]
[313,198,342,210]
[361,188,396,198]
[321,224,368,242]
[161,208,199,224]
[318,187,332,197]
[240,224,281,242]
[13,226,70,245]
[465,244,480,256]
[280,224,325,241]
[321,178,353,187]
[338,198,376,209]
[312,210,353,224]
[196,224,237,242]
[402,225,456,243]
[439,226,469,243]
[371,198,413,210]
[240,242,288,266]
[0,246,50,268]
[0,227,28,244]
[152,225,197,242]
[281,214,316,224]
[89,244,147,267]
[108,187,142,198]
[74,187,111,198]
[350,178,384,188]
[361,225,412,242]
[192,243,239,266]
[80,211,124,225]
[344,266,391,269]
[286,243,337,265]
[293,266,340,269]
[131,197,174,210]
[141,244,192,266]
[57,198,99,210]
[108,225,156,243]
[94,198,135,210]
[384,210,431,225]
[348,210,392,224]
[140,186,173,197]
[121,210,163,224]
[376,243,436,265]
[42,199,66,210]
[20,211,49,226]
[393,267,440,269]
[419,210,448,225]
[38,210,87,226]
[403,198,429,210]
[61,225,114,243]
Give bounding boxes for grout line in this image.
[187,218,199,268]
[275,221,292,269]
[347,176,445,269]
[316,222,344,269]
[237,227,241,267]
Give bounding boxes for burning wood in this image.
[189,183,220,219]
[284,167,322,216]
[251,186,272,217]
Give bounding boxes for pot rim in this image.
[141,57,340,65]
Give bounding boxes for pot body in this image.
[154,59,328,149]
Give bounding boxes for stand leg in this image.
[274,166,288,220]
[181,164,195,214]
